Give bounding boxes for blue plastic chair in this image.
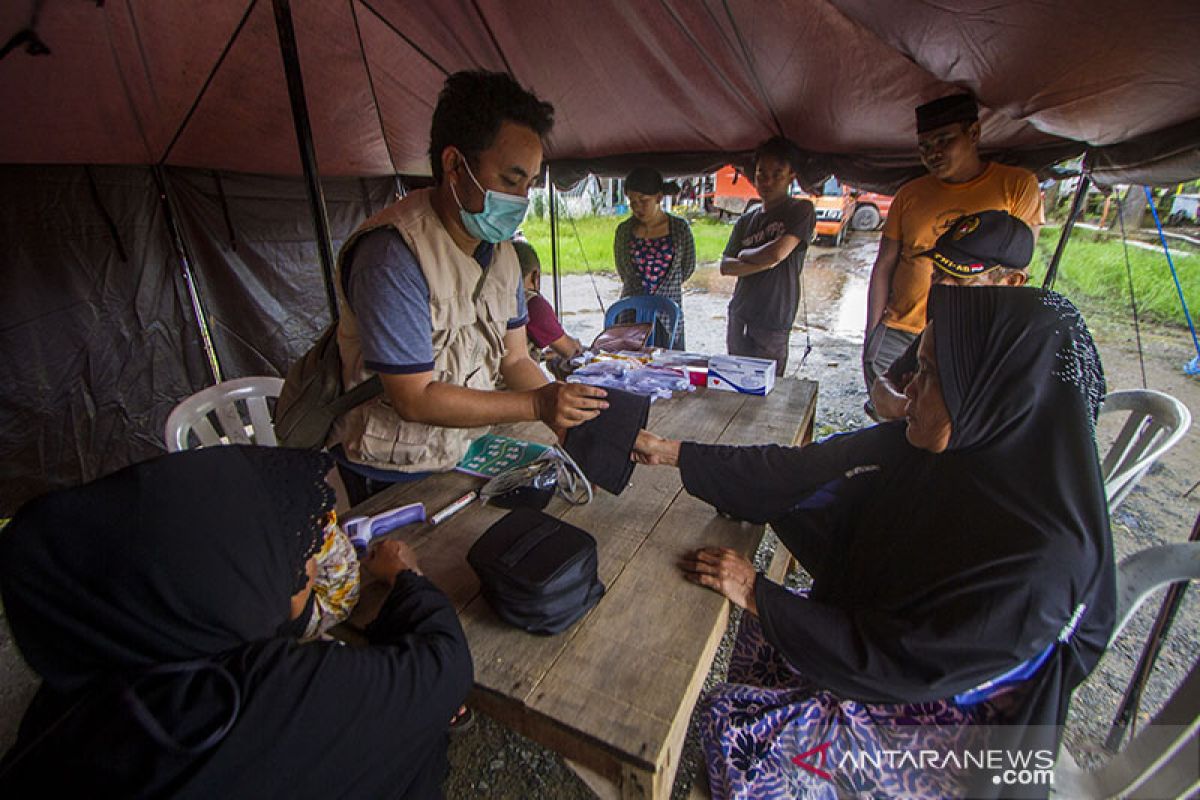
[603,296,682,349]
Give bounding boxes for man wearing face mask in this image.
[329,71,607,504]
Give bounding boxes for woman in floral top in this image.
[613,167,696,349]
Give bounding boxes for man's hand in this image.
[549,333,584,360]
[865,236,902,334]
[679,547,759,614]
[631,429,681,467]
[533,381,607,430]
[870,374,910,422]
[362,540,421,583]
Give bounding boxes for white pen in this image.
[430,490,478,525]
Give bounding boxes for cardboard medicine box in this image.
[707,354,776,395]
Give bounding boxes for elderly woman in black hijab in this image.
[613,166,696,349]
[633,285,1114,798]
[0,446,472,798]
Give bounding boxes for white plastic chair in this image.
[1054,541,1200,798]
[1098,390,1192,512]
[164,376,285,452]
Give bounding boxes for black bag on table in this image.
[467,508,605,635]
[274,324,382,449]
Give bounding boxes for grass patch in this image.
[520,213,734,275]
[1031,225,1198,327]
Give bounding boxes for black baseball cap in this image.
[916,93,978,134]
[921,211,1034,278]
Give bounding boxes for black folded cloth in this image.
[563,387,650,495]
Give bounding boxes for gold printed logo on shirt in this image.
[952,215,981,240]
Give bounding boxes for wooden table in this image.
[347,378,817,798]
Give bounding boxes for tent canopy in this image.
[4,0,1200,190]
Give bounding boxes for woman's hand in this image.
[632,429,681,466]
[362,540,421,583]
[679,547,759,614]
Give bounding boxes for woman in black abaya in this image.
[0,446,472,799]
[633,286,1114,798]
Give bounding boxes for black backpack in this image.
[274,324,382,449]
[467,508,605,635]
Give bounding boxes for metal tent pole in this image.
[1105,509,1200,751]
[272,0,339,322]
[154,166,222,384]
[548,167,562,317]
[1043,155,1091,290]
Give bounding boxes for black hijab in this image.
[0,446,332,693]
[710,285,1114,680]
[682,286,1114,797]
[931,285,1114,796]
[0,446,473,799]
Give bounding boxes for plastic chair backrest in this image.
[603,296,682,349]
[164,376,285,452]
[1054,541,1200,798]
[1098,390,1191,512]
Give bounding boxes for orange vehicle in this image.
[709,164,760,218]
[806,177,856,246]
[849,189,894,231]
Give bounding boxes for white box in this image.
[707,354,776,395]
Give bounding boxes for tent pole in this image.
[548,167,562,318]
[153,166,222,385]
[272,0,339,323]
[1043,154,1091,290]
[1105,508,1200,752]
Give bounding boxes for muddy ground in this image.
[0,231,1196,798]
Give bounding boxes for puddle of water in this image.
[797,258,867,336]
[826,266,869,336]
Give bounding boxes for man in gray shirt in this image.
[722,137,816,376]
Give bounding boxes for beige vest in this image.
[331,189,520,472]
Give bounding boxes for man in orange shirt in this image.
[863,93,1043,414]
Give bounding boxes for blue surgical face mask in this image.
[450,153,530,243]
